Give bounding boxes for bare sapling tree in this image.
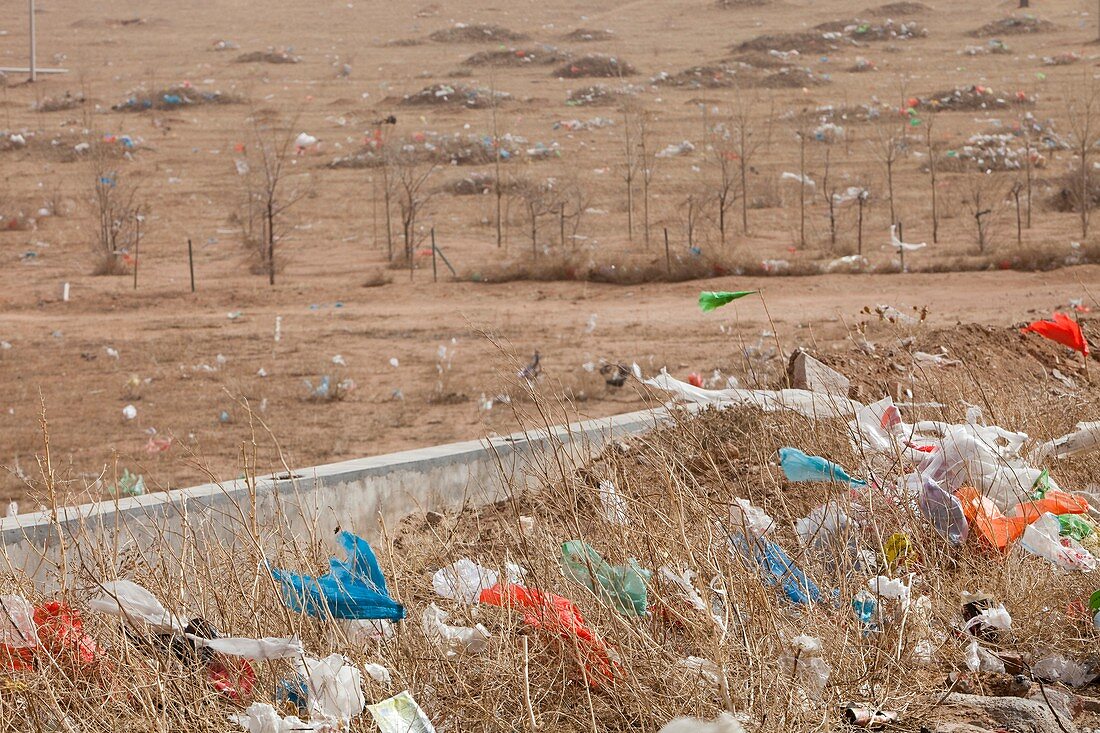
[394,149,438,268]
[924,110,940,243]
[709,116,740,249]
[558,171,592,248]
[870,117,906,227]
[620,102,639,241]
[821,148,838,248]
[1064,75,1100,239]
[637,109,659,248]
[963,173,1002,253]
[1010,180,1023,246]
[729,89,772,235]
[1021,119,1034,229]
[516,177,559,257]
[374,124,397,261]
[90,147,146,276]
[244,113,308,285]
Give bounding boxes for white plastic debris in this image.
[779,635,831,690]
[961,604,1012,633]
[888,224,926,252]
[332,354,347,366]
[655,140,695,158]
[868,576,909,601]
[659,713,747,733]
[645,372,861,419]
[363,662,391,684]
[344,619,395,645]
[965,640,1006,673]
[421,603,491,656]
[1020,513,1097,571]
[0,595,38,648]
[432,559,499,604]
[122,404,137,420]
[295,132,319,149]
[1033,655,1098,687]
[780,171,815,189]
[368,691,437,733]
[729,497,774,538]
[187,635,304,660]
[231,702,334,733]
[795,502,851,550]
[89,579,185,633]
[1032,421,1100,462]
[659,566,708,611]
[676,656,721,686]
[598,479,629,525]
[913,350,961,368]
[295,654,365,723]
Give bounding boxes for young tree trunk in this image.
[1024,136,1033,228]
[267,199,275,286]
[886,158,896,226]
[798,133,806,248]
[739,158,749,235]
[857,195,865,257]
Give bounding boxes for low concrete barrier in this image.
[1,405,688,585]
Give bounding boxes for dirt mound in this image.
[328,132,523,169]
[234,49,301,64]
[863,1,929,16]
[565,84,632,106]
[429,23,529,43]
[736,31,838,54]
[33,93,87,113]
[654,55,828,89]
[813,18,927,41]
[916,86,1034,112]
[112,85,242,112]
[441,172,496,195]
[554,54,636,78]
[561,28,615,42]
[464,46,570,67]
[970,16,1055,37]
[716,0,771,7]
[393,83,511,110]
[384,38,424,47]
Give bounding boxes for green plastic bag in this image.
[1058,514,1096,542]
[560,541,650,616]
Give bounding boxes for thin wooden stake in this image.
[664,227,671,275]
[431,227,438,283]
[187,238,195,293]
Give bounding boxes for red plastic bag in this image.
[1,602,107,675]
[1022,313,1089,357]
[479,584,619,683]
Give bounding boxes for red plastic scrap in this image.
[207,657,257,701]
[1022,312,1089,357]
[1,602,107,675]
[479,583,620,683]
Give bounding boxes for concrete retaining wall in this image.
[0,406,687,585]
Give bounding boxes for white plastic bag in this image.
[89,579,185,632]
[295,654,365,723]
[778,635,831,691]
[868,576,909,601]
[659,713,747,733]
[432,559,499,604]
[1020,513,1097,571]
[368,691,437,733]
[1033,655,1097,687]
[598,480,630,525]
[729,498,774,538]
[363,662,391,684]
[961,604,1012,633]
[421,603,490,656]
[965,640,1005,673]
[0,595,38,649]
[186,635,303,660]
[659,566,707,611]
[230,702,335,733]
[795,502,851,550]
[676,656,721,686]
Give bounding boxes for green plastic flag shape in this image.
[698,290,757,313]
[560,541,650,616]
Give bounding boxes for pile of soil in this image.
[234,49,301,64]
[970,16,1056,37]
[393,83,512,110]
[112,85,242,112]
[553,54,636,78]
[716,0,770,7]
[735,31,838,55]
[560,28,614,42]
[814,18,927,41]
[33,93,86,113]
[863,1,929,16]
[328,133,521,169]
[441,172,496,195]
[916,86,1034,112]
[565,85,621,106]
[464,46,570,67]
[429,23,529,43]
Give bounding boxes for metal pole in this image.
[28,0,36,83]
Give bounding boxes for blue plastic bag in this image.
[730,532,822,605]
[271,531,405,621]
[779,447,865,486]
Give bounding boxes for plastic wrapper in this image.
[659,713,747,733]
[598,480,630,525]
[778,447,865,486]
[231,702,335,733]
[368,691,436,733]
[271,532,405,621]
[421,603,490,656]
[1032,421,1100,461]
[1021,312,1089,357]
[729,498,774,538]
[868,576,909,601]
[432,559,499,605]
[778,635,831,690]
[1033,655,1097,687]
[917,477,969,545]
[1020,513,1097,571]
[676,656,721,686]
[795,502,852,550]
[961,604,1012,633]
[644,372,861,418]
[479,583,619,682]
[187,635,303,660]
[89,579,185,632]
[0,595,38,649]
[965,640,1005,673]
[363,662,391,684]
[561,541,650,616]
[1057,513,1096,542]
[956,487,1029,551]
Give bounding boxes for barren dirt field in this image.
[1,0,1099,507]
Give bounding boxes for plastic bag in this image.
[955,487,1028,551]
[368,691,436,733]
[231,702,335,733]
[421,603,490,656]
[89,579,185,632]
[561,541,650,616]
[644,372,861,418]
[187,635,303,660]
[294,654,365,723]
[1020,513,1097,571]
[271,532,405,621]
[676,656,721,686]
[432,559,498,605]
[1033,655,1097,687]
[965,640,1005,673]
[778,635,831,691]
[0,595,38,649]
[1022,312,1089,357]
[479,583,619,683]
[729,498,774,538]
[659,713,747,733]
[364,662,390,684]
[868,576,909,601]
[1011,490,1089,522]
[961,604,1012,633]
[778,447,865,486]
[598,480,630,525]
[1057,514,1096,542]
[730,533,822,605]
[659,566,707,611]
[917,477,969,545]
[794,502,852,550]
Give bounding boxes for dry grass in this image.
[464,47,570,68]
[560,28,615,42]
[3,329,1100,732]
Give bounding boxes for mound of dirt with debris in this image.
[561,28,615,42]
[429,23,529,43]
[392,83,512,110]
[916,86,1034,112]
[863,1,929,16]
[234,49,301,64]
[112,85,242,112]
[654,57,828,90]
[553,54,636,78]
[970,16,1056,37]
[813,18,927,41]
[716,0,771,7]
[464,46,570,67]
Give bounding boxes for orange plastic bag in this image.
[1011,490,1089,523]
[1022,312,1089,357]
[479,584,619,683]
[955,487,1028,551]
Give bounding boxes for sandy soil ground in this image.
[0,0,1097,505]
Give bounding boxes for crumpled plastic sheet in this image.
[644,372,862,419]
[729,533,823,605]
[561,541,650,616]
